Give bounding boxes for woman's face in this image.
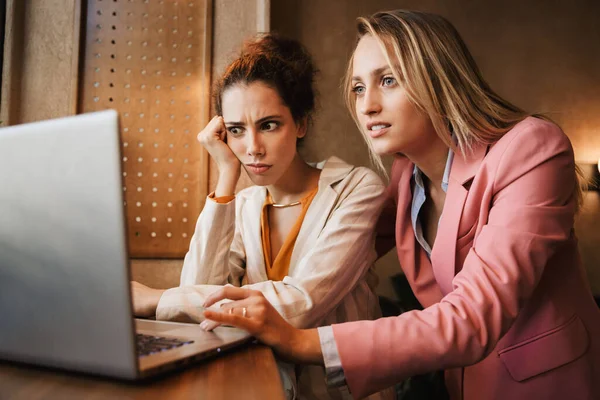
[351,35,437,158]
[221,81,305,186]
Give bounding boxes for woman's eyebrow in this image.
[352,66,392,82]
[255,115,282,124]
[225,115,282,126]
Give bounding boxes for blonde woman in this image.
[201,10,600,400]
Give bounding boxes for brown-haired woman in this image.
[131,34,394,400]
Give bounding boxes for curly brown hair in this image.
[214,33,318,132]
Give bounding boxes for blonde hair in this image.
[344,9,583,208]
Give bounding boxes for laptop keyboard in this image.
[136,333,194,357]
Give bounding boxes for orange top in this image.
[261,187,318,281]
[209,188,318,281]
[208,192,235,204]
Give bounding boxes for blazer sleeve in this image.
[331,121,579,398]
[179,196,246,286]
[156,196,247,322]
[244,170,386,329]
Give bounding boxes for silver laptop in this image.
[0,110,251,380]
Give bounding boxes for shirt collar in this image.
[412,145,454,194]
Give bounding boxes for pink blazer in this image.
[332,117,600,399]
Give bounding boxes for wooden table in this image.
[0,343,285,400]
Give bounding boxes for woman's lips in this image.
[366,123,391,139]
[368,126,389,138]
[246,164,271,174]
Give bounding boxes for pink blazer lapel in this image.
[394,159,444,307]
[431,144,488,296]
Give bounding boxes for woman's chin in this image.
[246,174,274,186]
[371,142,397,156]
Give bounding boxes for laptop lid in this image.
[0,110,138,379]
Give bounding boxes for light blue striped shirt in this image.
[411,149,454,257]
[317,148,454,391]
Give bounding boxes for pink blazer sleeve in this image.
[332,121,578,399]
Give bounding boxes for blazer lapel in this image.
[431,144,487,295]
[288,157,352,275]
[394,160,443,307]
[243,187,270,283]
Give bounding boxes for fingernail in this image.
[200,321,208,330]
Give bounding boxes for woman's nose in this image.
[359,88,382,116]
[246,131,265,157]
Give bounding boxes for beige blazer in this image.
[157,157,390,400]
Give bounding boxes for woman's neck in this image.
[405,137,449,192]
[267,154,320,205]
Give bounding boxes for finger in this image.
[217,125,228,143]
[203,309,257,332]
[212,115,226,133]
[203,286,252,308]
[209,115,223,127]
[201,116,220,136]
[197,116,224,141]
[219,300,252,318]
[199,319,221,331]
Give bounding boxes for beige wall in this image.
[271,0,600,299]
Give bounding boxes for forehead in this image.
[352,35,392,78]
[221,82,289,120]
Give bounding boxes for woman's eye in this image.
[382,76,396,86]
[227,127,243,135]
[262,121,278,131]
[352,85,366,95]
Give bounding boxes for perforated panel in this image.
[79,0,212,257]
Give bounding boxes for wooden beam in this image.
[0,0,25,126]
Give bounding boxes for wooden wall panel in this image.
[79,0,213,258]
[0,0,81,125]
[0,0,23,126]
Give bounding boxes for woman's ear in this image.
[296,118,308,139]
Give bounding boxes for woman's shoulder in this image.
[235,185,266,203]
[483,117,575,189]
[347,165,386,188]
[492,116,572,157]
[320,156,385,189]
